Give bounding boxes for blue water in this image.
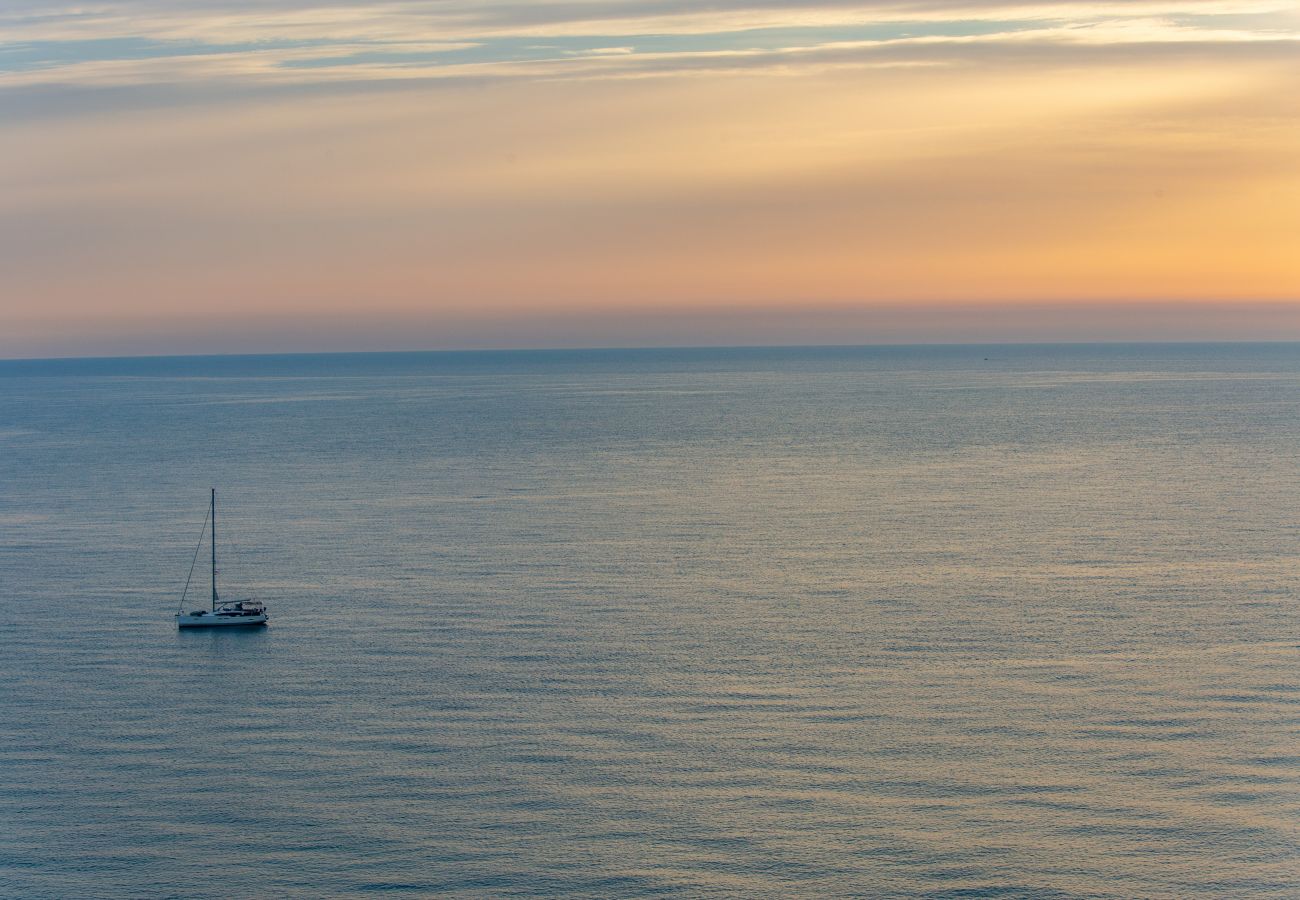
[2,344,1298,898]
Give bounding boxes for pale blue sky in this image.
[3,1,1296,87]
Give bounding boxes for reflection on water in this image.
[179,625,272,653]
[1,345,1298,897]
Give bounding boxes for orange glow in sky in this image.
[1,1,1298,355]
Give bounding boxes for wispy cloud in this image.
[1,1,1296,88]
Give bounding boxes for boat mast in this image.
[211,487,219,611]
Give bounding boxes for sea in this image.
[1,344,1298,898]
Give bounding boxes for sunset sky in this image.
[2,0,1298,356]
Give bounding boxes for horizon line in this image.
[5,338,1300,365]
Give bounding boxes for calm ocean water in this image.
[2,344,1298,898]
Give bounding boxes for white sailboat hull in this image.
[177,612,267,628]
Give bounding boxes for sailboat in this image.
[176,489,269,628]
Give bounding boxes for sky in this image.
[2,1,1298,356]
